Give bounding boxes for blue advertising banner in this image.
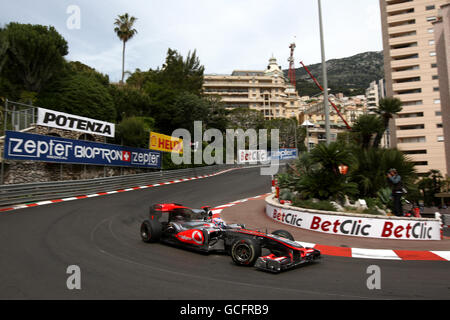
[3,131,161,169]
[269,148,298,161]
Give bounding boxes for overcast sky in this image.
[1,0,383,82]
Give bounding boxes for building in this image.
[300,95,366,149]
[366,79,386,114]
[433,3,450,176]
[203,56,303,120]
[379,0,450,176]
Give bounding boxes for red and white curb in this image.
[212,194,450,262]
[0,168,238,213]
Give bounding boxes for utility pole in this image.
[318,0,331,145]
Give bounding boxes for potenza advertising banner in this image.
[4,131,161,169]
[37,107,115,138]
[266,202,441,241]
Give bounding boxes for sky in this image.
[0,0,383,82]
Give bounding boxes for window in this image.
[431,63,437,68]
[390,30,417,39]
[434,87,440,92]
[434,99,441,104]
[402,100,423,106]
[391,41,418,49]
[427,17,437,22]
[430,52,436,57]
[429,40,435,46]
[438,136,444,142]
[426,5,436,10]
[413,161,429,166]
[428,28,434,33]
[392,53,419,60]
[393,65,419,72]
[389,19,416,28]
[397,124,425,130]
[394,76,421,83]
[398,112,423,118]
[395,88,422,95]
[436,111,442,116]
[432,75,439,80]
[437,123,443,129]
[398,136,426,143]
[403,150,427,155]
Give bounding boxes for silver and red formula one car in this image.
[140,203,321,273]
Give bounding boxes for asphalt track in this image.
[0,167,449,300]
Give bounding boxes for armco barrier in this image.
[266,195,443,241]
[0,164,237,207]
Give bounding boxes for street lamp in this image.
[338,165,349,175]
[318,0,331,145]
[290,113,298,150]
[302,120,314,152]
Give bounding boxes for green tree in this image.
[109,85,151,122]
[157,48,205,95]
[38,62,116,122]
[126,68,155,90]
[0,29,8,74]
[227,108,265,131]
[294,143,358,201]
[352,114,384,149]
[418,170,443,206]
[349,147,416,198]
[114,13,138,84]
[373,97,403,148]
[2,23,68,93]
[116,116,154,148]
[264,118,305,150]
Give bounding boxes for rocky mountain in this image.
[284,51,384,97]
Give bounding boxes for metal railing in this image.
[0,164,238,207]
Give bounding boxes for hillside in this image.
[284,51,384,97]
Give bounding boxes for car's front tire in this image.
[140,220,162,243]
[230,238,261,266]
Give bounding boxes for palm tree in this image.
[373,97,403,148]
[114,13,138,84]
[352,114,384,149]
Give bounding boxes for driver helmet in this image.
[212,217,226,228]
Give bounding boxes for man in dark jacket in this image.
[387,168,404,216]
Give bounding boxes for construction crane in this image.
[299,61,352,130]
[287,43,297,87]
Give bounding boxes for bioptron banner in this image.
[4,131,161,169]
[37,107,115,138]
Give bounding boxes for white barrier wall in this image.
[266,196,442,241]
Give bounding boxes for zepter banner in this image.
[37,107,115,138]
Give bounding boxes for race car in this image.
[140,203,321,273]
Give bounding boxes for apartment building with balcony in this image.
[379,0,450,176]
[203,56,303,120]
[366,79,386,113]
[433,3,450,176]
[300,96,367,149]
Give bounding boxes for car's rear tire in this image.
[230,238,261,266]
[272,229,295,241]
[140,220,162,243]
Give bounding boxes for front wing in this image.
[254,249,321,273]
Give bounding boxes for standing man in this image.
[387,168,404,216]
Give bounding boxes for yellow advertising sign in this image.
[149,132,183,154]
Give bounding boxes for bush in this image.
[293,199,337,212]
